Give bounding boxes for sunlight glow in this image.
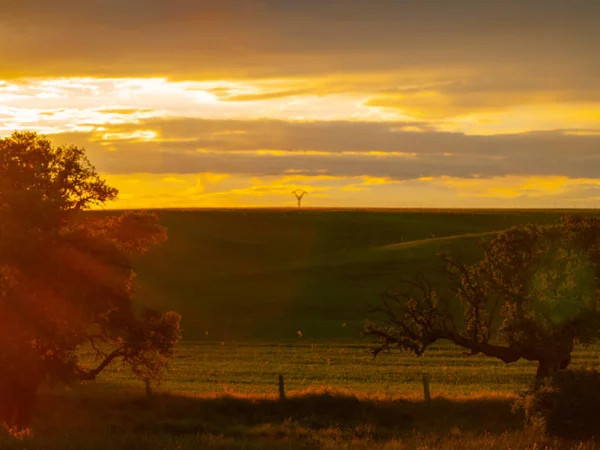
[2,74,599,207]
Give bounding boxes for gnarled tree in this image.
[364,216,600,380]
[0,132,181,428]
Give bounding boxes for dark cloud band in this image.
[51,118,600,180]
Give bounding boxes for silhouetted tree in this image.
[364,216,600,381]
[0,132,181,428]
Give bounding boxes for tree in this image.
[0,132,181,428]
[364,216,600,381]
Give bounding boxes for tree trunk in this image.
[0,372,41,429]
[534,341,573,381]
[536,359,556,380]
[558,353,571,370]
[13,379,40,429]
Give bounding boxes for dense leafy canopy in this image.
[0,132,181,427]
[365,215,600,379]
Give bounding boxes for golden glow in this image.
[101,130,157,141]
[2,75,599,208]
[4,78,598,138]
[430,176,600,201]
[91,173,600,210]
[195,149,418,158]
[2,1,598,209]
[437,103,600,135]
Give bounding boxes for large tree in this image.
[0,132,181,428]
[364,215,600,380]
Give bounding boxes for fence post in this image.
[145,379,153,400]
[278,374,286,400]
[422,373,431,402]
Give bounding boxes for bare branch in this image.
[86,335,107,361]
[79,348,126,381]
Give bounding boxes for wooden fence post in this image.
[145,379,153,400]
[422,373,431,402]
[278,374,286,400]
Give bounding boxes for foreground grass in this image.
[3,388,599,449]
[4,341,591,448]
[4,433,599,450]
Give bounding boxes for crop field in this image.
[88,341,600,398]
[7,209,600,449]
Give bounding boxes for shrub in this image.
[515,369,600,439]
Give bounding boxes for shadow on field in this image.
[32,385,523,440]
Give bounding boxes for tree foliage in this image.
[0,132,181,427]
[364,216,600,380]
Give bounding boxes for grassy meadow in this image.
[7,209,600,449]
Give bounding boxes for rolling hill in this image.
[116,209,592,341]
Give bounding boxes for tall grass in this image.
[4,387,599,449]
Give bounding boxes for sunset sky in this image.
[1,0,599,208]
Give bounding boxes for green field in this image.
[130,208,584,341]
[7,209,600,449]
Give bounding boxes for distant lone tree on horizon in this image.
[364,216,600,380]
[292,189,308,208]
[0,132,181,428]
